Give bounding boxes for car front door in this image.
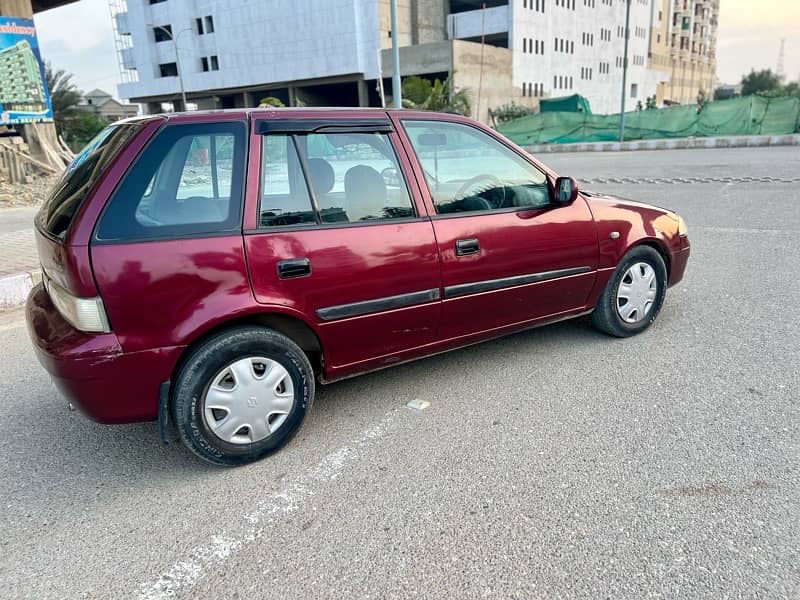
[396,116,599,341]
[243,115,442,374]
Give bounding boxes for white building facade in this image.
[509,0,664,113]
[111,0,672,118]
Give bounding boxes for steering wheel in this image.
[454,174,504,205]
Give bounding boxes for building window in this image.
[197,15,215,35]
[149,0,166,4]
[159,62,178,78]
[210,55,219,70]
[201,57,209,72]
[631,83,638,98]
[153,24,172,43]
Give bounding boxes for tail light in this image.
[44,276,111,333]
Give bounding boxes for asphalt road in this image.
[1,146,798,599]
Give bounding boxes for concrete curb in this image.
[523,133,800,154]
[0,270,40,310]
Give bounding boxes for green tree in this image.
[44,61,82,132]
[62,113,107,152]
[740,69,783,96]
[258,96,285,108]
[489,102,533,126]
[782,81,800,97]
[401,75,471,116]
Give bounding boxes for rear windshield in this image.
[36,123,141,240]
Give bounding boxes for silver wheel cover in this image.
[616,261,658,324]
[203,357,294,444]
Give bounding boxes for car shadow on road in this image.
[6,313,626,487]
[308,314,612,418]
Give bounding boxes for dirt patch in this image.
[0,174,59,209]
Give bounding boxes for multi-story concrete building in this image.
[111,0,678,120]
[0,39,48,112]
[648,0,718,105]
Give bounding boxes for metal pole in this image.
[151,25,188,111]
[376,48,386,108]
[172,32,188,110]
[619,0,632,142]
[390,0,402,108]
[476,2,486,121]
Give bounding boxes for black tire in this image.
[172,326,314,467]
[591,245,668,338]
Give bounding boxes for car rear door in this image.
[395,115,598,341]
[243,113,442,374]
[91,115,255,355]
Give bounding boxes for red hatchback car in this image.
[26,109,689,466]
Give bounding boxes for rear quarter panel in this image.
[91,236,257,353]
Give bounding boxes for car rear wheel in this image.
[591,245,667,338]
[172,326,314,466]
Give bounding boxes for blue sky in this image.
[32,0,800,100]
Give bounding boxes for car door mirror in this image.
[553,176,579,205]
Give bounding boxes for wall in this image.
[377,0,447,50]
[452,39,521,124]
[381,39,524,124]
[0,0,32,17]
[447,4,510,39]
[118,0,381,102]
[512,0,663,115]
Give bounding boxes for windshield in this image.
[36,123,141,240]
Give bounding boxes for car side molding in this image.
[443,266,593,299]
[317,288,441,321]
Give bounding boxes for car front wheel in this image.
[172,326,314,466]
[591,245,668,337]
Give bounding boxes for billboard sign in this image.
[0,17,54,126]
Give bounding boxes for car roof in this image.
[119,107,471,125]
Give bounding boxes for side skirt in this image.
[319,307,594,384]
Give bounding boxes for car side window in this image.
[259,135,316,227]
[259,131,414,227]
[96,121,246,241]
[402,120,550,215]
[305,132,413,223]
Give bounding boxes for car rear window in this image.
[36,123,141,240]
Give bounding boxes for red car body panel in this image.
[26,285,182,423]
[25,108,690,424]
[91,236,254,353]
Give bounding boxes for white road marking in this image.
[406,399,430,411]
[695,226,796,235]
[138,417,392,600]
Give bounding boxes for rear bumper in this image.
[668,237,690,287]
[25,284,182,424]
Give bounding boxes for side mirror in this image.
[553,176,579,205]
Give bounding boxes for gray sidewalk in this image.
[0,206,39,308]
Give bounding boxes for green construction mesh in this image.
[539,94,593,115]
[497,95,800,145]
